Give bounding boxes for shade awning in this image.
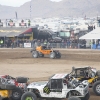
[0,27,32,37]
[79,27,100,39]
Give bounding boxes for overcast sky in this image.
[0,0,62,7]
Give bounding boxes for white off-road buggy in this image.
[21,73,89,100]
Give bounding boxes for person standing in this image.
[28,19,31,27]
[0,39,3,47]
[11,40,14,49]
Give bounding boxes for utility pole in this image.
[15,11,18,19]
[30,0,32,19]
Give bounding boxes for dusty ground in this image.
[0,48,100,100]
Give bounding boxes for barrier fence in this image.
[0,42,92,49]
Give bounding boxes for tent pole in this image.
[95,39,96,49]
[91,39,92,49]
[17,36,18,47]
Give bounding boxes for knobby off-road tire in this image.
[32,51,39,58]
[21,92,37,100]
[93,81,100,96]
[56,52,61,59]
[11,87,23,100]
[96,70,100,77]
[16,77,28,83]
[80,92,90,100]
[68,96,81,100]
[50,52,56,59]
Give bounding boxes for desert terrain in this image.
[0,48,100,100]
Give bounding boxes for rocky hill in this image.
[0,0,100,19]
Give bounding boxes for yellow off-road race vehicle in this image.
[70,66,100,96]
[30,46,61,59]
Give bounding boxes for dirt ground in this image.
[0,48,100,100]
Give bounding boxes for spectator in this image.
[28,19,31,27]
[92,40,95,45]
[11,41,14,49]
[31,39,35,48]
[44,39,47,46]
[67,39,70,48]
[34,39,38,48]
[37,40,41,46]
[21,19,24,23]
[5,19,7,27]
[9,19,13,22]
[41,39,44,46]
[0,39,3,47]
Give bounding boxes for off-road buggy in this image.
[30,46,61,59]
[21,73,89,100]
[70,66,100,96]
[0,75,29,100]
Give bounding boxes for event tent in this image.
[79,28,100,39]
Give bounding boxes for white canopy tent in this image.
[79,28,100,39]
[79,27,100,49]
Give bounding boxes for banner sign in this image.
[24,43,31,48]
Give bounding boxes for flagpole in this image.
[15,11,18,19]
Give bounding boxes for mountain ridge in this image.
[0,0,100,19]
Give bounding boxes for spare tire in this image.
[16,77,28,83]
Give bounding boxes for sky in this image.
[0,0,62,7]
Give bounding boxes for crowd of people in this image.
[0,38,88,49]
[1,37,100,49]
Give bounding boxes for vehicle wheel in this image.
[68,96,81,100]
[96,70,100,77]
[32,51,39,58]
[21,92,37,100]
[56,52,61,59]
[80,92,90,100]
[1,84,16,90]
[93,81,100,96]
[16,77,28,83]
[50,52,56,59]
[11,87,23,100]
[0,97,2,100]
